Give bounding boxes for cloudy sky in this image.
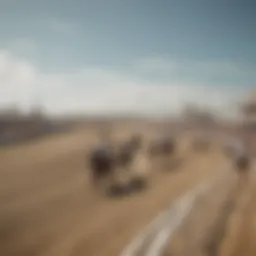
[0,0,255,117]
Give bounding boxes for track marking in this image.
[145,174,229,256]
[120,135,249,256]
[120,167,230,256]
[145,189,200,256]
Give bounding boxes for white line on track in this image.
[120,167,231,256]
[120,135,251,256]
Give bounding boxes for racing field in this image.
[0,124,255,256]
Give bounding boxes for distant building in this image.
[0,105,53,146]
[0,106,21,120]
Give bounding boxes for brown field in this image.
[0,123,255,256]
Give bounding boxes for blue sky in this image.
[0,0,255,117]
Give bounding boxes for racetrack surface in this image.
[0,126,255,256]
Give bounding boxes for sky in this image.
[0,0,255,118]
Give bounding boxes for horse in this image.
[148,136,175,157]
[88,143,116,189]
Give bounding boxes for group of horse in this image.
[87,133,176,196]
[87,131,252,197]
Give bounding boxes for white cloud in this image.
[0,50,37,109]
[0,50,250,119]
[132,57,256,85]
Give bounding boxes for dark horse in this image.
[148,136,177,171]
[225,139,251,172]
[88,144,116,188]
[149,136,176,157]
[88,134,142,189]
[233,143,251,173]
[235,153,250,171]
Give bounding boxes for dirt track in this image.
[0,126,255,256]
[165,160,256,256]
